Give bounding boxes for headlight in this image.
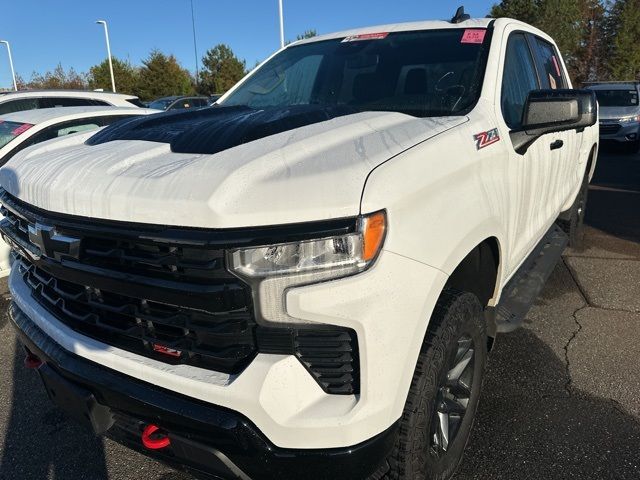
[619,115,640,123]
[230,211,386,324]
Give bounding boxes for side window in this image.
[532,37,566,90]
[1,115,137,163]
[0,98,39,115]
[38,97,109,108]
[501,33,540,129]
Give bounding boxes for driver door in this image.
[498,31,556,275]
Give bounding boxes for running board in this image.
[495,224,568,333]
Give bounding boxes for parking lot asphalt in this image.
[0,145,638,480]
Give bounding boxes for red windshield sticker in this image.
[474,128,500,150]
[11,123,33,135]
[461,29,486,44]
[551,55,561,76]
[342,32,389,42]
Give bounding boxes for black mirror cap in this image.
[510,89,598,154]
[523,89,597,131]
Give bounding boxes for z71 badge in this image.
[474,128,500,150]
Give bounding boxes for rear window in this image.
[38,98,110,108]
[0,121,34,149]
[125,98,145,108]
[0,99,39,115]
[593,89,639,107]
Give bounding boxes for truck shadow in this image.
[458,326,640,479]
[0,335,109,479]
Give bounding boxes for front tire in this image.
[384,289,487,480]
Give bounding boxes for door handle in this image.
[550,140,564,151]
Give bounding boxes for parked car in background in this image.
[147,95,209,111]
[0,106,158,275]
[0,12,598,480]
[209,94,222,105]
[586,81,640,152]
[0,90,146,115]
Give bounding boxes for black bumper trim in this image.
[9,302,397,480]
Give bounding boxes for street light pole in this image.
[96,20,116,92]
[278,0,285,48]
[190,0,199,87]
[0,40,17,91]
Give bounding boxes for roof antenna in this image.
[451,6,471,23]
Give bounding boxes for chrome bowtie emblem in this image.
[28,223,81,261]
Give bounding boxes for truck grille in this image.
[0,190,360,394]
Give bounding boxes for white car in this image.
[0,106,158,274]
[0,89,146,115]
[0,11,598,480]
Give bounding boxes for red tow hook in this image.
[141,424,171,450]
[24,351,43,369]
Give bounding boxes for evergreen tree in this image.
[198,44,246,95]
[490,0,540,24]
[605,0,640,80]
[574,0,607,83]
[88,57,139,95]
[136,50,194,101]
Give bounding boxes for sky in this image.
[0,0,494,89]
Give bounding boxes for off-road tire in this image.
[558,170,589,250]
[382,289,487,480]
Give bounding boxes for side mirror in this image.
[510,89,597,154]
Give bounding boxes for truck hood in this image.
[0,109,465,228]
[599,105,640,120]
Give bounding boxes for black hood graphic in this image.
[86,104,361,155]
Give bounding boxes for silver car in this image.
[586,82,640,152]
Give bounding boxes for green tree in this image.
[88,57,139,95]
[136,50,194,101]
[573,0,606,83]
[604,0,640,80]
[490,0,540,25]
[537,0,583,79]
[296,29,318,40]
[22,64,87,90]
[491,0,606,83]
[198,44,246,95]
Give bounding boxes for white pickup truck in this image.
[0,10,598,480]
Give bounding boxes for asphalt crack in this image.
[561,258,590,396]
[563,304,586,396]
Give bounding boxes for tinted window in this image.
[0,121,34,149]
[125,98,145,108]
[0,98,39,115]
[149,98,173,110]
[0,114,140,163]
[501,33,540,129]
[38,97,109,108]
[593,89,639,107]
[223,29,491,117]
[533,37,566,89]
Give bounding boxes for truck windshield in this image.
[222,29,491,118]
[0,121,33,149]
[594,89,639,107]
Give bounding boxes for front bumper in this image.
[10,301,397,480]
[8,247,447,450]
[598,121,640,143]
